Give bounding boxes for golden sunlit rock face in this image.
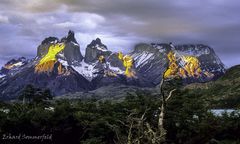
[118,52,136,78]
[4,64,15,70]
[57,63,65,75]
[98,55,105,63]
[164,51,207,79]
[105,71,117,77]
[4,61,24,70]
[35,43,65,73]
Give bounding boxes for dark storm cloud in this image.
[0,0,239,67]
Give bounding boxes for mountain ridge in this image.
[0,30,226,100]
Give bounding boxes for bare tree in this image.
[142,73,176,144]
[158,75,176,143]
[122,70,176,144]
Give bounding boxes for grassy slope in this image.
[184,65,240,108]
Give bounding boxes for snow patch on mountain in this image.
[107,63,125,74]
[152,44,166,53]
[0,74,5,79]
[58,59,69,67]
[10,61,24,68]
[95,44,107,52]
[132,52,154,68]
[57,53,65,59]
[72,60,125,81]
[176,45,211,57]
[71,41,79,46]
[72,61,98,81]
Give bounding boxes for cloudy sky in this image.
[0,0,239,67]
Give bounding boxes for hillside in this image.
[0,65,239,143]
[184,65,240,108]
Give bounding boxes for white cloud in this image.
[0,0,239,67]
[0,15,9,23]
[35,16,56,25]
[55,22,77,28]
[54,13,105,30]
[72,13,105,29]
[75,32,143,55]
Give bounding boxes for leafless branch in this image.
[165,89,176,102]
[127,121,133,144]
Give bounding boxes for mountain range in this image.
[0,30,226,100]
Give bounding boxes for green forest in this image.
[0,65,240,144]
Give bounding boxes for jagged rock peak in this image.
[84,38,111,63]
[133,43,166,53]
[0,57,29,75]
[95,38,101,44]
[61,30,78,43]
[87,38,107,49]
[135,42,216,54]
[41,37,59,45]
[5,57,27,65]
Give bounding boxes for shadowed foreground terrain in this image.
[0,65,239,144]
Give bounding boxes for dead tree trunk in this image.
[158,74,176,143]
[158,78,166,141]
[124,71,176,144]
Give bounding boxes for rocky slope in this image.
[58,65,239,105]
[0,31,90,100]
[0,31,226,100]
[130,43,225,85]
[0,57,29,77]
